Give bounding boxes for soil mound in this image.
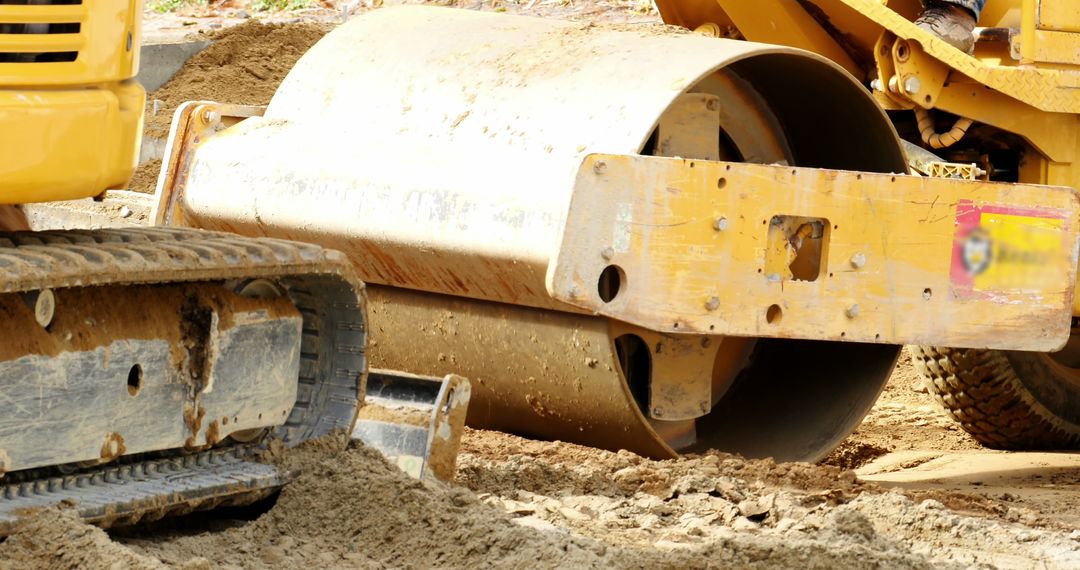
[131,20,330,193]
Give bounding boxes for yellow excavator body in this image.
[0,0,467,532]
[0,0,143,204]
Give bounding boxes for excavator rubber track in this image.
[0,227,366,532]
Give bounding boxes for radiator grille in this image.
[0,0,85,64]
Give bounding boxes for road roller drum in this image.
[154,7,1080,462]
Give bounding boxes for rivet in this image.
[705,296,721,311]
[850,252,867,269]
[593,161,608,174]
[846,303,860,319]
[25,289,54,329]
[713,217,729,231]
[601,247,615,260]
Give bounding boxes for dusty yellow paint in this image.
[549,155,1080,352]
[0,0,145,204]
[657,0,1080,315]
[1037,0,1080,34]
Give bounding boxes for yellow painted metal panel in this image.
[0,4,86,24]
[1038,0,1080,33]
[707,0,860,77]
[0,33,83,53]
[0,0,141,86]
[0,82,143,204]
[1032,29,1080,65]
[549,155,1080,351]
[788,0,1080,113]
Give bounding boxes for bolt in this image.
[870,78,884,92]
[203,109,220,124]
[705,98,719,112]
[601,247,615,260]
[713,217,729,231]
[705,296,721,311]
[25,289,54,328]
[903,75,921,95]
[593,161,608,174]
[652,407,664,418]
[846,303,860,319]
[850,252,867,269]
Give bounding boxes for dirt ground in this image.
[4,358,1080,569]
[7,3,1080,569]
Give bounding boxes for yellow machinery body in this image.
[651,0,1080,449]
[155,6,1080,461]
[0,0,144,204]
[659,0,1080,201]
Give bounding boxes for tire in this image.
[911,346,1080,449]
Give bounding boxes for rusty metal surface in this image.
[365,285,897,462]
[151,8,919,461]
[154,6,900,312]
[549,155,1080,351]
[0,284,300,472]
[0,227,367,485]
[364,285,678,459]
[352,370,471,483]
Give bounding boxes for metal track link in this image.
[0,227,356,294]
[0,227,368,531]
[0,446,291,533]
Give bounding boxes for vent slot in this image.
[0,51,75,62]
[0,23,79,33]
[0,0,85,64]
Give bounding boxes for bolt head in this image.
[713,217,729,232]
[845,303,860,319]
[652,407,664,417]
[850,252,867,269]
[593,161,608,174]
[34,289,54,329]
[705,296,721,311]
[601,247,615,260]
[203,109,221,124]
[903,76,921,95]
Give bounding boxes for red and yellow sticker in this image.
[951,200,1069,299]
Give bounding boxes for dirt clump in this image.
[131,20,331,193]
[120,438,630,568]
[128,158,162,195]
[838,348,981,454]
[0,508,171,570]
[456,429,1080,568]
[822,440,891,470]
[145,20,330,140]
[112,437,931,569]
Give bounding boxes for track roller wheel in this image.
[912,345,1080,449]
